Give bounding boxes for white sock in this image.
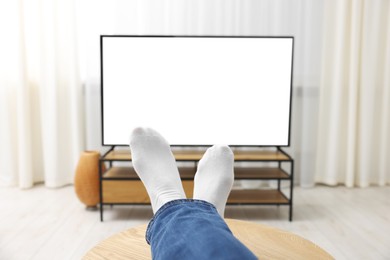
[193,145,234,217]
[129,127,186,214]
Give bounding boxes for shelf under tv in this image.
[99,147,294,221]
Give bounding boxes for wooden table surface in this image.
[83,219,333,260]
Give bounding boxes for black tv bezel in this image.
[100,35,294,147]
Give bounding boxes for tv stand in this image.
[99,146,294,221]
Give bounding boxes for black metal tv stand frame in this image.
[99,146,294,221]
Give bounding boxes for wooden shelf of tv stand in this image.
[101,166,290,204]
[102,149,291,161]
[102,166,290,180]
[102,182,289,205]
[228,190,289,204]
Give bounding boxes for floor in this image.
[0,185,389,260]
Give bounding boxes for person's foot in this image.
[129,127,186,213]
[193,145,234,217]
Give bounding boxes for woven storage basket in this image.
[74,151,105,209]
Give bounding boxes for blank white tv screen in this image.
[101,36,293,146]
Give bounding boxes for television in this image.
[101,35,293,146]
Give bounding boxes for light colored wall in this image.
[78,0,323,187]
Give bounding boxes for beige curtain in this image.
[0,0,84,188]
[5,0,387,188]
[316,0,390,187]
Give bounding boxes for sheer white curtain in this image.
[0,0,84,188]
[316,0,390,187]
[7,0,385,189]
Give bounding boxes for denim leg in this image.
[146,199,257,260]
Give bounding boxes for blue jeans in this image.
[146,199,257,260]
